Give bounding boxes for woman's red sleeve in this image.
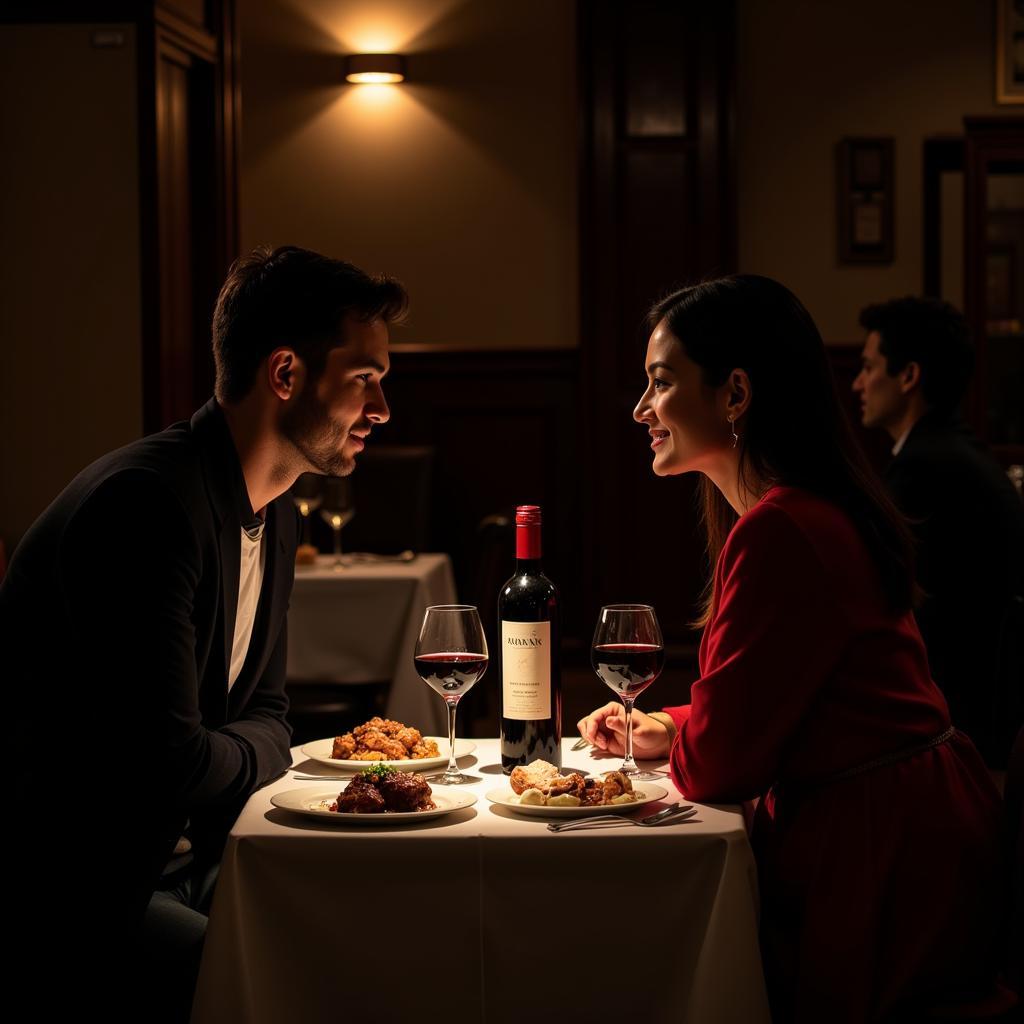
[661,503,848,802]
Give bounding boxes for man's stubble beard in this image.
[280,387,354,478]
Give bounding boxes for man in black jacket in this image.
[853,296,1023,768]
[4,245,406,1018]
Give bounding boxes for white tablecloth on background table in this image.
[192,740,770,1024]
[286,553,457,735]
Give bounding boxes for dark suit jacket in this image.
[4,399,296,992]
[885,412,1024,766]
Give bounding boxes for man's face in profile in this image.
[281,314,391,476]
[853,330,907,434]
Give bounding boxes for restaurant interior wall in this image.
[0,22,144,550]
[235,0,589,680]
[237,0,579,350]
[1,1,240,556]
[736,0,1004,343]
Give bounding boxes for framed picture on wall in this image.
[996,0,1024,104]
[837,137,894,263]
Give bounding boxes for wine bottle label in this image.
[501,620,551,720]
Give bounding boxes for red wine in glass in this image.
[414,652,489,699]
[592,643,665,699]
[591,605,665,780]
[414,605,488,785]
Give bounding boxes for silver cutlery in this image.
[570,736,591,751]
[547,804,697,833]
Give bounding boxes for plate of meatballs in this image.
[301,717,476,772]
[272,765,477,823]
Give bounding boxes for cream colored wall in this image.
[0,24,142,548]
[238,0,579,348]
[737,0,1002,342]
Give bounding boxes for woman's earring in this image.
[728,415,738,448]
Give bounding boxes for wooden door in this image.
[579,0,737,653]
[141,1,239,431]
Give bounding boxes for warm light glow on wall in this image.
[344,53,406,84]
[349,31,401,53]
[302,0,465,54]
[339,82,405,116]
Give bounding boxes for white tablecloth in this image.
[286,553,457,735]
[192,740,769,1024]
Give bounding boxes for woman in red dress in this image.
[578,276,1014,1023]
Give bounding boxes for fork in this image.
[547,804,697,833]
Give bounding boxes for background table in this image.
[286,553,457,735]
[192,740,770,1024]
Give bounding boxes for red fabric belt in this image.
[776,725,957,799]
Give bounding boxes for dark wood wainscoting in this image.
[376,344,714,727]
[375,340,895,649]
[379,346,584,642]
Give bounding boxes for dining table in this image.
[286,552,457,735]
[191,738,770,1024]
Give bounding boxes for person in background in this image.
[3,245,406,1020]
[578,276,1014,1023]
[853,296,1024,768]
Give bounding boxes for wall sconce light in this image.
[344,54,406,84]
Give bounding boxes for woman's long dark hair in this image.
[648,275,918,625]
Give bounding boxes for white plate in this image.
[485,783,669,818]
[300,736,476,772]
[271,785,477,824]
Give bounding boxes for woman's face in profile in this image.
[633,320,728,477]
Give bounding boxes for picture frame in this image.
[837,137,894,264]
[996,0,1024,104]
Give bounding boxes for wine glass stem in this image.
[445,698,460,777]
[621,697,638,773]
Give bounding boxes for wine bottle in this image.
[499,504,562,772]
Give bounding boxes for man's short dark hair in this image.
[858,296,973,416]
[212,245,408,403]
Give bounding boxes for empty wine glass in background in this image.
[591,604,665,780]
[291,473,322,549]
[319,476,356,569]
[414,605,488,785]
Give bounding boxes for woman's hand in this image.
[576,702,672,760]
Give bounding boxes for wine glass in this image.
[291,473,322,549]
[414,605,488,785]
[591,604,665,780]
[319,476,356,569]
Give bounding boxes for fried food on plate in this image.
[509,759,561,795]
[331,717,440,761]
